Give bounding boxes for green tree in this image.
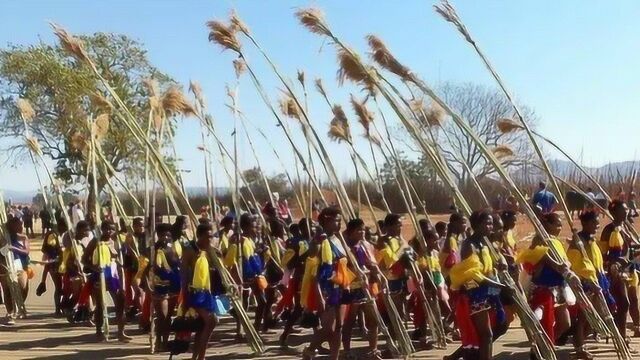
[0,33,174,216]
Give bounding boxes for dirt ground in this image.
[0,215,636,359]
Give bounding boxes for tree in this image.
[434,82,536,186]
[0,33,174,216]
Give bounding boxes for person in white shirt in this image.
[71,201,85,228]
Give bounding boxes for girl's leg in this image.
[52,272,63,314]
[363,303,379,354]
[112,289,130,341]
[92,286,106,340]
[612,277,630,337]
[153,297,168,349]
[470,309,493,360]
[193,307,218,360]
[18,271,29,303]
[342,303,359,353]
[629,285,640,336]
[554,305,571,343]
[252,284,267,331]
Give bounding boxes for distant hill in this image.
[1,186,230,205]
[548,160,638,180]
[1,190,35,204]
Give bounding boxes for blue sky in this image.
[1,0,639,193]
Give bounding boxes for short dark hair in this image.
[435,221,447,234]
[449,212,464,224]
[318,207,341,225]
[196,223,213,238]
[608,199,626,213]
[220,215,234,228]
[156,223,172,234]
[346,218,365,233]
[469,209,492,229]
[76,220,90,232]
[100,220,116,231]
[383,213,401,228]
[132,217,144,226]
[579,210,598,223]
[500,210,517,223]
[239,213,255,229]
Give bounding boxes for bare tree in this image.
[433,82,537,187]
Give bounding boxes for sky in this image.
[1,0,639,193]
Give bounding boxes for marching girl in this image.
[342,218,383,360]
[224,213,268,338]
[445,210,509,360]
[375,214,409,325]
[304,207,356,360]
[151,223,181,350]
[517,213,579,358]
[81,220,130,342]
[567,211,614,360]
[278,218,313,348]
[600,200,636,338]
[37,219,65,316]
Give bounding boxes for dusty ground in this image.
[0,216,636,359]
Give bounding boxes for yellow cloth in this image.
[301,255,319,309]
[375,236,401,279]
[321,239,334,265]
[173,240,183,259]
[299,241,309,256]
[58,248,70,273]
[282,248,296,267]
[567,248,597,282]
[610,228,625,248]
[449,253,489,291]
[517,237,567,266]
[418,251,441,272]
[585,241,604,272]
[506,230,517,251]
[92,241,112,268]
[480,246,493,275]
[192,251,210,291]
[219,233,229,254]
[134,256,149,281]
[155,248,171,272]
[223,236,255,268]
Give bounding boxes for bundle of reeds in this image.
[50,23,265,354]
[434,2,630,357]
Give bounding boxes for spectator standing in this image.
[531,181,558,214]
[22,206,34,238]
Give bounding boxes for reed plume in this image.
[50,23,91,64]
[189,80,205,108]
[90,92,113,113]
[496,117,523,134]
[93,114,110,140]
[233,59,246,78]
[279,95,301,121]
[492,144,514,159]
[350,94,374,132]
[161,86,197,117]
[229,10,251,35]
[367,35,411,78]
[337,48,377,93]
[16,98,35,122]
[328,105,352,143]
[206,20,241,53]
[294,8,331,36]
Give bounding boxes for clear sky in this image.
[1,0,639,193]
